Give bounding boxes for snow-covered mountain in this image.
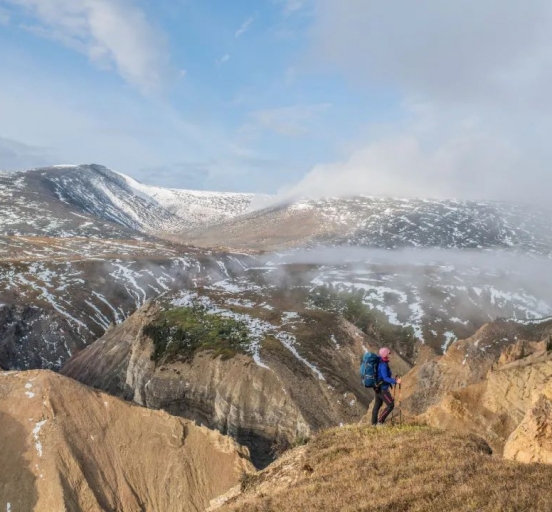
[0,165,140,239]
[188,196,552,255]
[4,164,552,257]
[0,164,264,238]
[3,163,552,373]
[45,165,184,234]
[119,172,267,229]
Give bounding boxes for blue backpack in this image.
[360,352,381,388]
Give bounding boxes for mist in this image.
[264,247,552,327]
[282,0,552,205]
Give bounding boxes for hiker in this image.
[372,347,402,426]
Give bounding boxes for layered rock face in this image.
[420,350,552,454]
[363,319,552,464]
[62,299,409,468]
[400,320,552,416]
[504,379,552,464]
[0,370,252,512]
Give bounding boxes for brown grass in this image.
[217,425,552,512]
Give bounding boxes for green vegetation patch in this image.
[144,303,250,364]
[308,286,416,359]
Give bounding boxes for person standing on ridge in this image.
[372,347,402,426]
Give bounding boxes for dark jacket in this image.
[377,360,397,390]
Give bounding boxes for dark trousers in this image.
[372,388,395,425]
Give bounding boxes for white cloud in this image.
[0,7,10,25]
[4,0,171,92]
[284,99,552,204]
[294,0,552,204]
[310,0,552,105]
[283,0,307,15]
[216,54,231,66]
[246,103,331,137]
[235,16,254,38]
[0,137,57,171]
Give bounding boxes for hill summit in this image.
[210,425,552,512]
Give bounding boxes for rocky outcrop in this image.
[365,320,552,463]
[0,370,252,512]
[419,351,552,454]
[62,299,410,468]
[400,320,552,416]
[504,381,552,464]
[60,300,151,397]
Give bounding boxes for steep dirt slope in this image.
[399,319,552,415]
[208,425,552,512]
[420,349,552,454]
[62,294,411,468]
[0,370,252,512]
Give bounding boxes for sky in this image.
[0,1,551,202]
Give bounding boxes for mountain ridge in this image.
[3,163,552,375]
[185,195,552,254]
[0,164,265,237]
[6,164,552,255]
[0,369,251,511]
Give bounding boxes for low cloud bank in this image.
[282,0,552,205]
[268,247,552,311]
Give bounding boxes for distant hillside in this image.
[186,196,552,254]
[0,164,264,237]
[4,165,552,256]
[120,171,267,230]
[0,165,140,239]
[0,251,254,371]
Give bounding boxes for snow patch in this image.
[32,420,47,458]
[442,331,457,352]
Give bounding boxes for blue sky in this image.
[1,1,552,202]
[0,0,394,193]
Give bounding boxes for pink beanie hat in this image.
[379,347,391,360]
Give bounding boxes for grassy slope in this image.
[216,425,552,512]
[144,306,250,363]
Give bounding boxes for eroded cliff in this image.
[0,370,252,512]
[62,292,411,468]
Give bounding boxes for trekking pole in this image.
[398,381,403,428]
[393,376,401,428]
[392,385,397,426]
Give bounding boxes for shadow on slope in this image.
[0,412,38,511]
